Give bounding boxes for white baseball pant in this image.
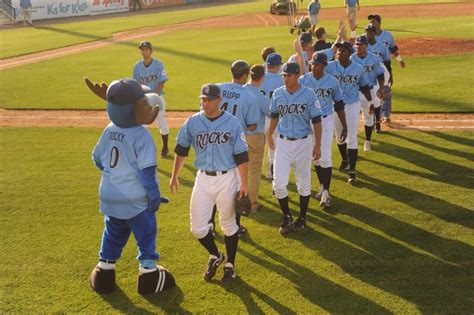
[273,136,313,199]
[360,87,381,127]
[156,95,169,135]
[190,168,240,239]
[335,102,360,149]
[313,114,334,168]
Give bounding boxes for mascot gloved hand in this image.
[87,78,175,294]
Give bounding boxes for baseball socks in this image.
[278,197,293,234]
[365,125,373,142]
[347,149,358,184]
[374,108,381,132]
[198,230,220,257]
[337,143,349,171]
[315,165,332,192]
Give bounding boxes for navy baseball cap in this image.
[335,41,354,54]
[106,78,147,105]
[355,35,368,45]
[310,52,328,65]
[139,41,152,49]
[365,23,376,32]
[200,83,220,100]
[266,53,283,66]
[300,32,312,45]
[282,62,300,75]
[368,14,381,23]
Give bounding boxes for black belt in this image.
[279,135,308,141]
[200,170,228,176]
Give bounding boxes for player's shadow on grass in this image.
[392,91,473,112]
[143,285,191,314]
[422,130,474,148]
[373,134,473,190]
[239,236,392,313]
[388,131,474,164]
[100,286,152,314]
[357,165,474,229]
[296,198,474,314]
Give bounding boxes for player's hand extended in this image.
[293,38,303,55]
[169,177,180,194]
[400,60,406,69]
[339,128,348,143]
[388,75,394,87]
[148,197,169,213]
[267,136,275,151]
[376,88,384,99]
[239,185,248,199]
[369,104,375,115]
[312,146,321,161]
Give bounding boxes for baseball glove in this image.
[234,192,252,217]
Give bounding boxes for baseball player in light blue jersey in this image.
[261,53,284,179]
[267,62,322,234]
[351,35,385,151]
[170,83,249,285]
[211,60,259,236]
[299,52,348,207]
[245,65,271,212]
[369,14,406,124]
[345,0,360,35]
[307,0,321,34]
[133,41,170,158]
[89,78,175,295]
[325,41,374,184]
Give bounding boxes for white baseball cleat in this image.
[364,140,371,152]
[319,190,331,207]
[314,184,324,200]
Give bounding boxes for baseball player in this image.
[351,35,385,151]
[169,83,249,284]
[368,14,406,124]
[20,0,33,26]
[313,27,333,52]
[345,0,360,37]
[299,52,347,207]
[89,78,175,295]
[260,53,284,179]
[261,47,276,71]
[245,65,271,212]
[267,62,322,234]
[133,41,170,158]
[307,0,321,34]
[206,60,259,236]
[325,41,373,184]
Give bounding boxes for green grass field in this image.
[1,16,473,112]
[0,0,463,58]
[1,127,473,313]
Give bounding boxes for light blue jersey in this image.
[218,82,259,132]
[299,73,343,116]
[308,2,320,15]
[270,85,322,138]
[92,123,157,220]
[350,53,384,87]
[368,40,391,63]
[376,30,397,52]
[176,111,248,171]
[260,72,284,99]
[325,60,369,104]
[319,47,335,61]
[245,83,271,134]
[346,0,357,6]
[133,58,168,95]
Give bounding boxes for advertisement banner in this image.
[90,0,129,15]
[132,0,185,10]
[12,0,90,21]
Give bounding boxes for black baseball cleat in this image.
[137,265,175,294]
[89,266,116,294]
[237,225,248,237]
[161,148,169,158]
[203,252,225,281]
[348,171,357,185]
[221,263,237,285]
[338,160,349,172]
[293,217,306,232]
[279,215,294,235]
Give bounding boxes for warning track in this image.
[1,109,473,131]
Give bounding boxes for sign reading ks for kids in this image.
[12,0,90,20]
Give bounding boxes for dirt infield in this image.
[1,109,473,131]
[1,2,473,70]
